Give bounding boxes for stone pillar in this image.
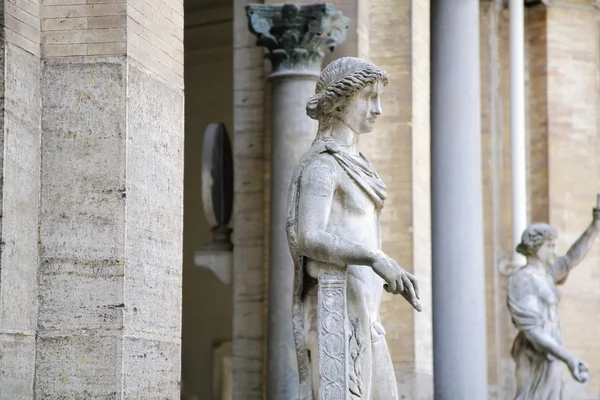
[0,4,42,398]
[246,4,348,399]
[0,0,184,398]
[431,0,488,398]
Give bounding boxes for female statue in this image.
[286,57,421,400]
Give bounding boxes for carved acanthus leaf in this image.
[246,3,349,73]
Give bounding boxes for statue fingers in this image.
[395,275,405,294]
[407,273,420,299]
[401,275,417,302]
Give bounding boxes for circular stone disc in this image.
[201,123,234,228]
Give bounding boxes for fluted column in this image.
[246,4,348,399]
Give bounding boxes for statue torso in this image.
[304,151,385,314]
[510,266,562,342]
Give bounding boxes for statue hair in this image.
[516,223,557,257]
[306,57,388,135]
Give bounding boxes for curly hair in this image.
[516,223,557,257]
[306,57,388,121]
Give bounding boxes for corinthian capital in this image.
[246,3,349,75]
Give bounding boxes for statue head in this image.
[306,57,388,136]
[516,223,557,265]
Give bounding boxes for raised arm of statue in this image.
[550,208,600,284]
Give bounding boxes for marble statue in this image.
[507,201,600,400]
[286,56,422,400]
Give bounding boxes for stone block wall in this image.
[40,2,126,57]
[5,0,40,55]
[232,0,267,398]
[126,0,183,85]
[38,0,183,86]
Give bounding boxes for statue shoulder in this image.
[300,152,340,182]
[507,267,539,300]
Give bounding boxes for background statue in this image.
[286,56,422,400]
[507,203,600,399]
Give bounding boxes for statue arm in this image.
[511,294,572,364]
[551,222,599,284]
[525,327,573,365]
[296,160,378,267]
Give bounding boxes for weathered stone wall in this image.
[34,0,185,394]
[123,58,184,396]
[232,0,267,398]
[126,0,183,86]
[5,0,40,56]
[41,1,126,57]
[39,0,183,87]
[38,57,128,398]
[0,43,42,400]
[37,55,183,398]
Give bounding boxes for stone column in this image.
[246,4,348,399]
[431,0,488,398]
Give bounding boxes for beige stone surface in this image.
[36,56,184,399]
[5,0,41,56]
[0,43,42,400]
[232,0,267,399]
[39,0,183,87]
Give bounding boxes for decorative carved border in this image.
[318,267,349,400]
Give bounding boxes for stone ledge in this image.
[194,248,233,285]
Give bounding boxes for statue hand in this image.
[371,251,422,312]
[567,356,589,383]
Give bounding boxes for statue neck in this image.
[318,119,360,155]
[526,257,549,273]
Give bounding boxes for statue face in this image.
[536,238,556,265]
[337,81,383,134]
